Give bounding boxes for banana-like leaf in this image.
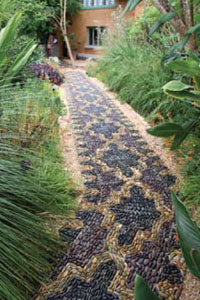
[164,90,200,102]
[163,80,192,92]
[171,120,197,150]
[122,0,142,17]
[172,193,200,279]
[163,80,200,103]
[134,275,159,300]
[165,58,200,77]
[147,123,184,137]
[149,12,176,36]
[5,42,37,83]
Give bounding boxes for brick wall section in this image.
[58,0,144,57]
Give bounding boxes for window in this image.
[82,0,115,8]
[88,27,106,47]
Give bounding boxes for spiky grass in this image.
[92,36,191,122]
[0,79,76,299]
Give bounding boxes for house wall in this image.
[60,0,144,57]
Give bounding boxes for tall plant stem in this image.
[60,0,75,68]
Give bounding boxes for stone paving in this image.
[45,70,185,300]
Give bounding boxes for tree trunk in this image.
[56,28,64,58]
[60,0,75,68]
[62,31,75,68]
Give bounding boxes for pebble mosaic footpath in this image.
[45,71,185,300]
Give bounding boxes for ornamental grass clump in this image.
[0,80,75,299]
[0,12,75,299]
[0,148,60,300]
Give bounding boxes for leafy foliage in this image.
[134,275,159,300]
[0,13,75,300]
[0,12,37,83]
[147,123,184,137]
[172,193,200,279]
[122,0,142,17]
[0,0,81,41]
[149,12,176,36]
[124,0,200,53]
[32,63,64,85]
[147,52,200,150]
[0,78,76,299]
[91,35,174,119]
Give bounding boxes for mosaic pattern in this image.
[126,220,182,294]
[47,261,119,300]
[111,186,161,246]
[42,71,185,300]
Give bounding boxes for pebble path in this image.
[44,70,185,300]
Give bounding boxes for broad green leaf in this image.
[134,275,159,300]
[191,249,200,272]
[161,53,182,68]
[149,12,176,36]
[163,80,192,92]
[172,193,200,279]
[171,120,197,150]
[164,90,200,101]
[188,50,200,63]
[165,58,200,77]
[171,131,190,150]
[147,123,184,137]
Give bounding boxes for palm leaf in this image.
[165,58,200,77]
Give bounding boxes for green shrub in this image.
[94,38,176,119]
[179,137,200,207]
[0,79,76,299]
